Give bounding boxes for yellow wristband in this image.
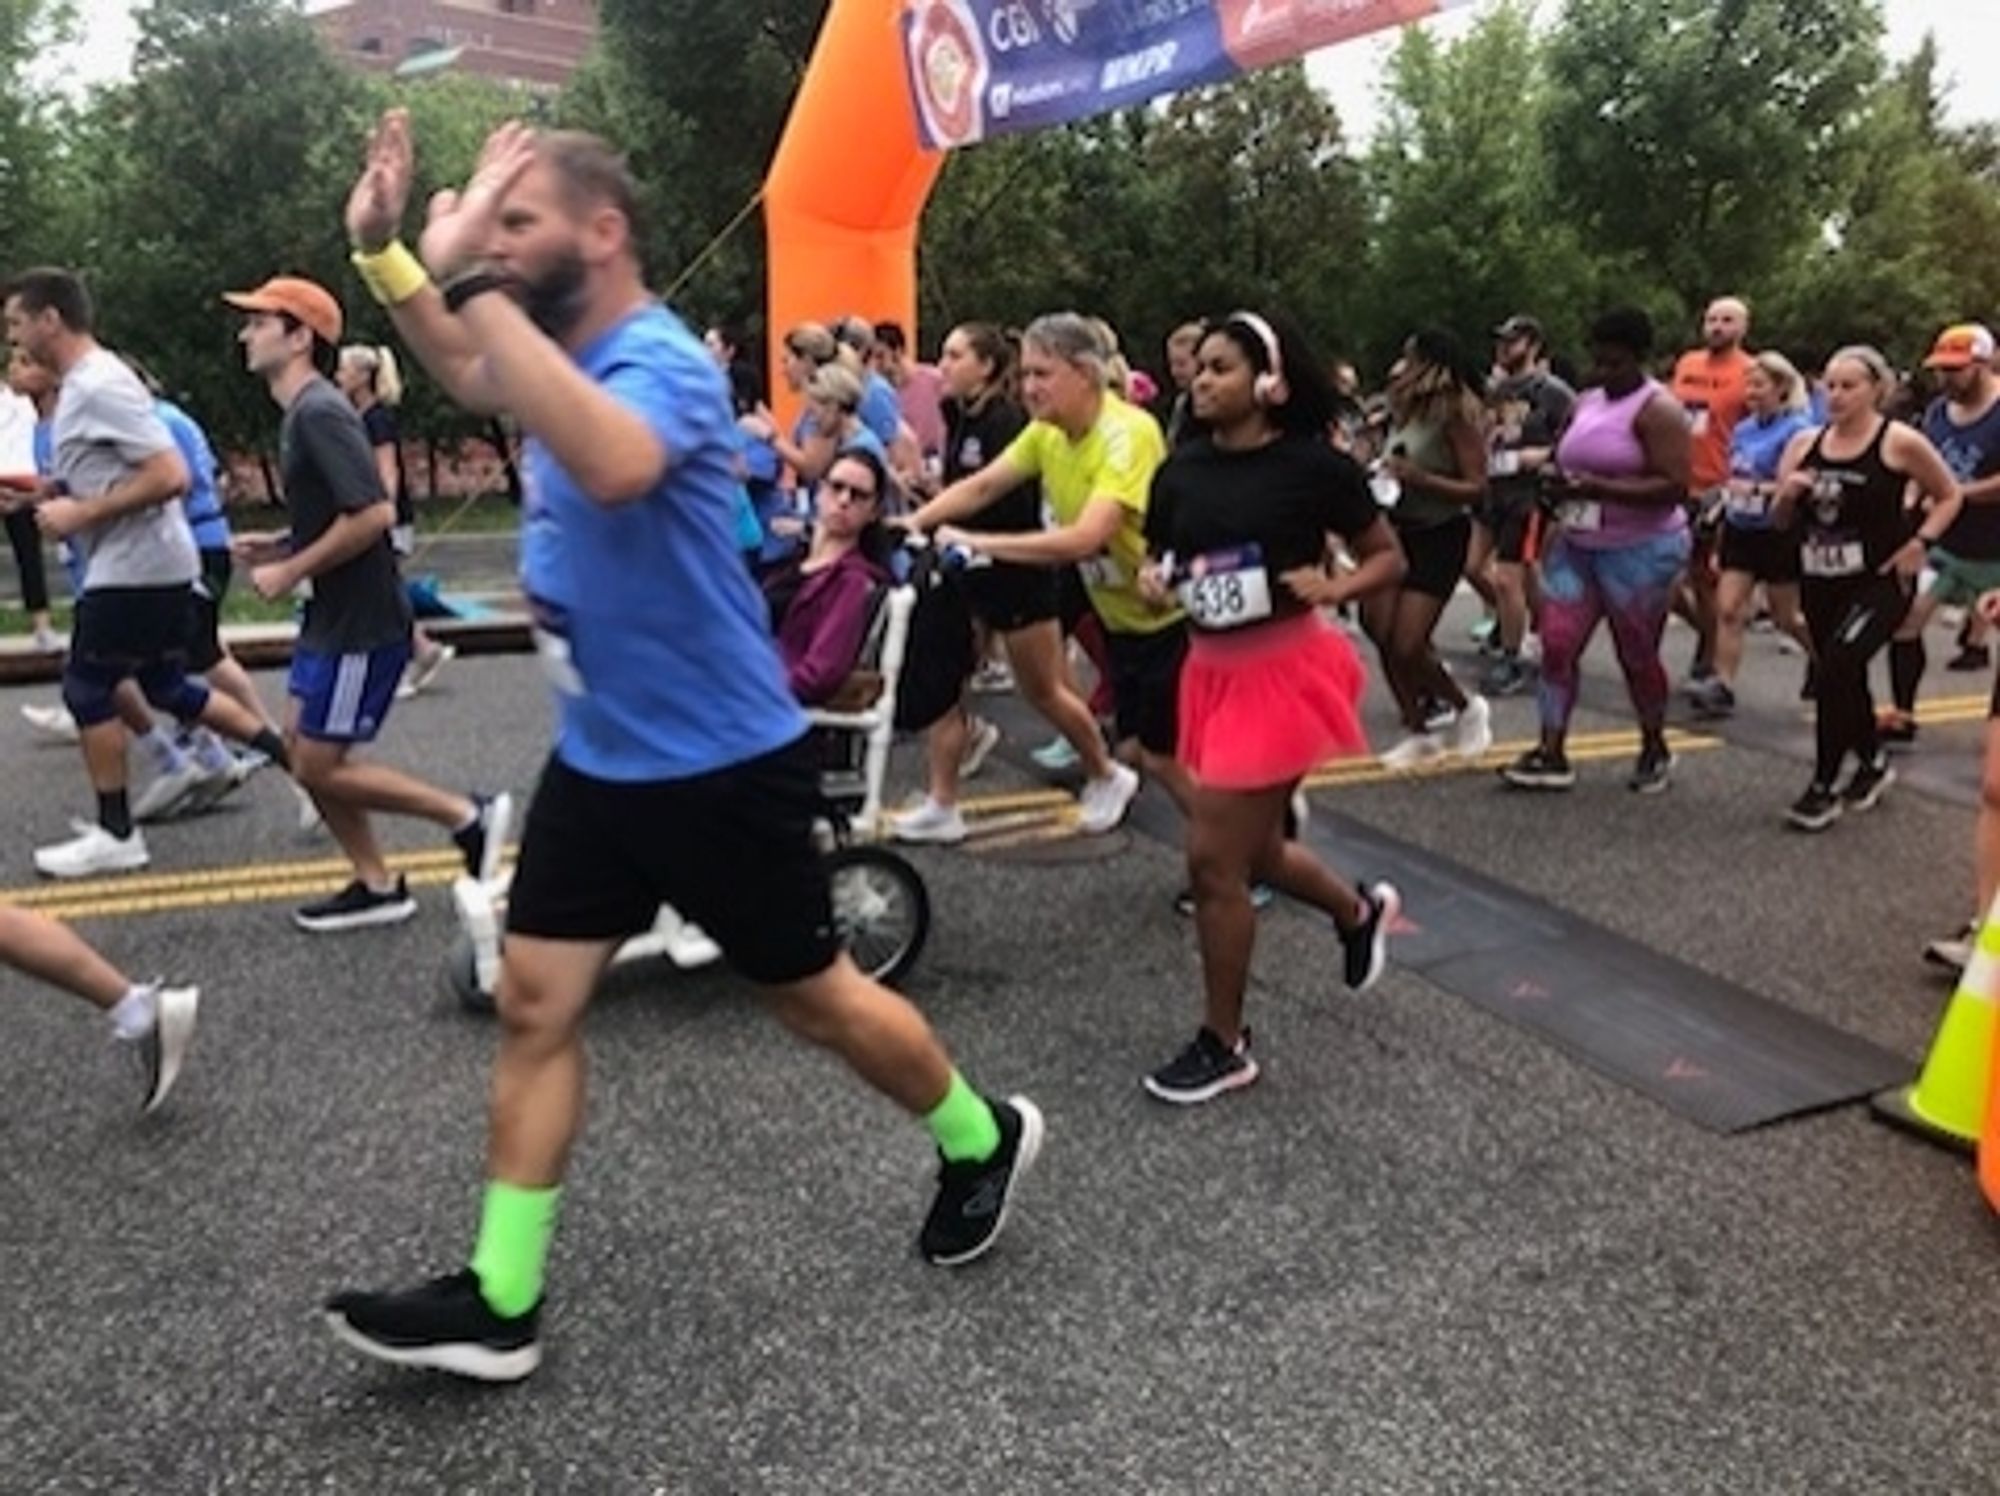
[349,241,430,307]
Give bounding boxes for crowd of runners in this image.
[1,104,1997,1383]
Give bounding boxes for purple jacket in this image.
[768,548,887,705]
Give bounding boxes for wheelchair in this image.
[446,580,932,1013]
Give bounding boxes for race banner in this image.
[901,0,1475,151]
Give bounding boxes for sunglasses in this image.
[823,477,878,503]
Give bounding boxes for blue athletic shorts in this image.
[289,642,411,744]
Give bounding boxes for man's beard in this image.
[520,250,590,339]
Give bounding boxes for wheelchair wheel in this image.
[445,931,497,1015]
[825,845,930,988]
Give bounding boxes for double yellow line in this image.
[3,729,1718,922]
[1867,691,1993,730]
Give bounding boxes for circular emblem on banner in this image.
[912,1,988,147]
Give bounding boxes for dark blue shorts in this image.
[289,642,410,744]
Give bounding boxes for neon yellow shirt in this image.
[1000,393,1180,636]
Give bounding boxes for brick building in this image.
[309,0,597,88]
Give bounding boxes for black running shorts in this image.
[1394,514,1473,601]
[505,737,841,986]
[1105,619,1189,756]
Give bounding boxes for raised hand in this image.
[346,108,416,252]
[419,120,538,281]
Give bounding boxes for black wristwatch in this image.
[442,265,511,314]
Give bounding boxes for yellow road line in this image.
[7,731,1718,922]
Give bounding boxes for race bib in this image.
[1557,500,1602,533]
[1078,554,1122,590]
[1725,481,1771,520]
[1489,450,1522,479]
[527,596,585,696]
[1802,538,1865,578]
[1176,545,1273,630]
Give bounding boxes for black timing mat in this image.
[1306,811,1912,1133]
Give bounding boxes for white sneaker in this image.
[133,761,206,823]
[30,625,61,654]
[35,821,149,879]
[970,659,1015,695]
[132,985,199,1115]
[21,703,78,742]
[295,781,324,835]
[892,797,969,845]
[183,753,265,816]
[1380,733,1446,771]
[1448,694,1493,759]
[1519,634,1543,666]
[960,716,1001,780]
[1077,763,1141,834]
[397,642,457,700]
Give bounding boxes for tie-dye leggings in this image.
[1537,528,1692,735]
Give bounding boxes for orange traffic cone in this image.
[1876,895,2000,1154]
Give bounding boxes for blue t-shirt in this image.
[860,372,901,447]
[1926,395,2000,560]
[1726,409,1812,530]
[520,303,805,781]
[157,399,229,551]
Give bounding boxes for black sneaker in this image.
[324,1268,541,1382]
[1947,645,1991,672]
[1786,783,1842,832]
[294,877,417,933]
[919,1094,1044,1267]
[1690,679,1735,719]
[1628,740,1674,795]
[1172,883,1277,917]
[1143,1027,1259,1105]
[1879,716,1919,750]
[1502,746,1575,790]
[1839,756,1896,812]
[453,792,515,884]
[1339,881,1400,992]
[1481,656,1531,698]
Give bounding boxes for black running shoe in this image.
[1839,756,1896,812]
[1628,740,1674,795]
[919,1094,1044,1267]
[453,792,515,884]
[294,877,417,933]
[324,1268,541,1382]
[1879,716,1919,750]
[1144,1027,1259,1105]
[1502,746,1575,790]
[1786,783,1842,832]
[1690,679,1735,719]
[1340,881,1400,992]
[1947,645,1991,672]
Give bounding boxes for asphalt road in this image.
[4,598,1999,1493]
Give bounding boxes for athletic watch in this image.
[442,265,512,315]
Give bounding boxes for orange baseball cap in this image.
[222,276,344,346]
[1923,323,1996,371]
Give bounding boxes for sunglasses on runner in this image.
[822,477,878,503]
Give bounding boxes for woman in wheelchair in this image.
[762,447,897,707]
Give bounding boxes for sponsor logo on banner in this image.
[908,0,990,148]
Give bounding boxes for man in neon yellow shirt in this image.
[910,311,1190,816]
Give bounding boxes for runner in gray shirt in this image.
[2,267,289,880]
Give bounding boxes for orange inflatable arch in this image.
[763,0,939,422]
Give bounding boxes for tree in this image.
[1366,3,1597,370]
[1543,0,1885,321]
[0,0,74,269]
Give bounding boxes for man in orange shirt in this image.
[1670,296,1754,693]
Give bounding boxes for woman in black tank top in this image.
[1775,345,1960,831]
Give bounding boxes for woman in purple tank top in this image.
[1503,308,1693,794]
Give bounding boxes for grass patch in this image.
[0,593,301,638]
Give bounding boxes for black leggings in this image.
[1802,574,1909,785]
[5,509,48,614]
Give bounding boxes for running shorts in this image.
[1104,619,1189,757]
[289,640,411,744]
[1393,515,1473,601]
[1718,524,1803,586]
[189,547,233,673]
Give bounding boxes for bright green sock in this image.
[925,1071,1000,1163]
[468,1181,561,1318]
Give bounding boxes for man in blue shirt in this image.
[324,109,1044,1382]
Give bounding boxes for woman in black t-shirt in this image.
[1135,313,1408,1105]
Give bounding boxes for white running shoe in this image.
[1380,733,1445,771]
[970,659,1015,695]
[1077,763,1141,834]
[133,761,207,823]
[30,625,62,655]
[960,716,1001,780]
[184,754,265,816]
[397,642,458,700]
[295,781,324,835]
[134,985,199,1115]
[892,797,969,845]
[35,821,149,879]
[21,703,78,742]
[1448,694,1493,759]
